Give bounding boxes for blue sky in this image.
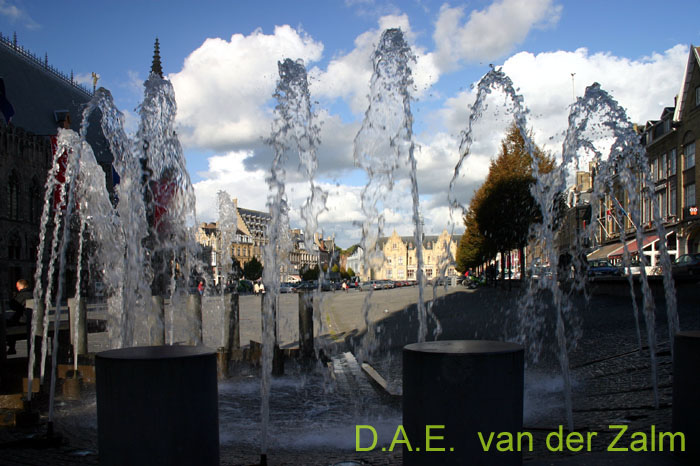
[2,0,700,247]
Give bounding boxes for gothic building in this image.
[0,33,112,301]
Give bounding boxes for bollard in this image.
[261,293,284,376]
[298,291,314,360]
[67,297,88,356]
[150,296,165,345]
[673,330,700,463]
[226,292,240,353]
[96,345,219,466]
[0,300,6,363]
[403,340,524,466]
[62,370,82,401]
[187,293,203,345]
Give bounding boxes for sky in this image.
[2,0,699,248]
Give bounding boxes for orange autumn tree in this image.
[457,123,554,277]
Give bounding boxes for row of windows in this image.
[5,173,43,222]
[650,142,695,182]
[640,183,695,224]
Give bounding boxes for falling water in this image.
[354,28,429,350]
[562,83,680,407]
[447,66,579,431]
[262,58,324,454]
[217,191,238,346]
[27,74,200,409]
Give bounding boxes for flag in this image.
[0,77,15,123]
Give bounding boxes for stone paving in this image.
[1,280,698,465]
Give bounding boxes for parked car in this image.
[294,281,316,292]
[623,256,651,276]
[280,282,297,293]
[587,259,622,277]
[359,280,382,291]
[671,253,700,277]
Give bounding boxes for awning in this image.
[608,235,659,258]
[587,243,624,260]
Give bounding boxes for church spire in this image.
[151,38,163,78]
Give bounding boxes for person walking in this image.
[7,279,32,355]
[254,282,260,295]
[198,280,205,296]
[342,281,348,292]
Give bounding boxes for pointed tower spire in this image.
[151,38,163,78]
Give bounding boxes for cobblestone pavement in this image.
[1,280,698,465]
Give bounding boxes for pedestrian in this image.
[198,280,205,296]
[7,279,32,355]
[254,282,260,295]
[342,281,348,292]
[259,283,265,294]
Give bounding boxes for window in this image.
[650,159,657,181]
[670,186,677,215]
[659,153,667,179]
[7,171,19,220]
[387,269,392,278]
[684,183,696,208]
[684,142,695,169]
[657,190,667,219]
[8,234,21,260]
[407,269,415,279]
[392,242,397,249]
[669,149,677,175]
[398,256,404,265]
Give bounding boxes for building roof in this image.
[673,45,700,122]
[0,33,111,164]
[377,232,463,250]
[237,207,271,219]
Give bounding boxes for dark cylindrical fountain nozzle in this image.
[403,340,524,466]
[673,330,700,463]
[95,345,219,466]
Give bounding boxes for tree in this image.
[243,257,263,281]
[460,123,554,277]
[346,266,355,278]
[301,264,320,281]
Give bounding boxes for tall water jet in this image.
[27,71,200,412]
[262,57,325,456]
[560,82,680,407]
[217,191,238,347]
[447,66,579,431]
[354,28,429,351]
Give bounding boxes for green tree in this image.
[346,266,355,278]
[243,257,263,281]
[301,264,320,281]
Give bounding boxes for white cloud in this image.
[415,44,689,237]
[433,0,562,72]
[311,13,439,115]
[170,26,324,153]
[0,0,39,29]
[500,45,689,154]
